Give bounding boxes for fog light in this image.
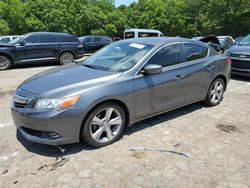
[49,132,61,139]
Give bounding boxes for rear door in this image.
[92,37,103,51]
[37,34,58,60]
[134,43,185,119]
[182,43,216,102]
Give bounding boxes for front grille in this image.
[230,54,250,59]
[13,88,39,108]
[231,59,250,69]
[14,102,27,108]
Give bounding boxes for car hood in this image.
[0,44,15,47]
[227,45,250,55]
[19,64,122,98]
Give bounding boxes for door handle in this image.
[174,75,185,82]
[206,65,216,71]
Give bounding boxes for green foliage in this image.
[0,0,249,38]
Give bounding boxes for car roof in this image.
[79,35,111,38]
[121,37,204,46]
[27,32,74,36]
[124,28,162,33]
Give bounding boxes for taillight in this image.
[226,58,231,65]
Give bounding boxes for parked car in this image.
[78,35,113,54]
[198,35,234,52]
[225,34,250,77]
[124,29,164,39]
[0,32,84,70]
[11,37,231,147]
[234,37,245,44]
[217,36,234,49]
[0,35,20,44]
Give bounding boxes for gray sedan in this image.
[11,37,231,147]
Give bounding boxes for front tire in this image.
[81,102,126,147]
[59,52,75,65]
[0,54,12,70]
[204,78,225,106]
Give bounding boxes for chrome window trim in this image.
[135,41,210,75]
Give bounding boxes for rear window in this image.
[58,35,78,42]
[40,35,57,43]
[138,32,159,37]
[184,43,209,61]
[125,32,135,39]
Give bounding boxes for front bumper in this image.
[231,68,250,77]
[11,106,84,146]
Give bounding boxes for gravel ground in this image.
[0,63,250,188]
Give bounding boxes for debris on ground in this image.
[37,157,69,172]
[129,147,189,158]
[2,169,8,174]
[216,124,241,133]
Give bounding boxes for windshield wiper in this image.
[82,64,97,70]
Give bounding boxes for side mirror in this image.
[142,64,162,75]
[18,41,26,46]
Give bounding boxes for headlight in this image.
[35,95,80,110]
[225,50,230,56]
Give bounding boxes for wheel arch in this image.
[213,74,228,91]
[59,50,76,59]
[0,52,14,64]
[79,99,130,140]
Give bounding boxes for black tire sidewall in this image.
[81,102,126,147]
[205,78,225,106]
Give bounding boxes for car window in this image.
[0,37,11,43]
[93,37,102,42]
[147,44,182,67]
[102,37,112,43]
[58,35,77,42]
[184,43,208,61]
[24,35,40,44]
[138,32,159,37]
[125,32,135,39]
[83,37,92,43]
[40,35,57,43]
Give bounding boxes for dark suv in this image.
[0,32,84,70]
[78,35,113,54]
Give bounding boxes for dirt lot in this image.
[0,64,250,188]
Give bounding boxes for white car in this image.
[124,29,164,39]
[0,35,20,44]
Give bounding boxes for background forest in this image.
[0,0,249,38]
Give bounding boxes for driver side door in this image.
[133,43,186,120]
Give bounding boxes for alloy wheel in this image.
[0,55,10,70]
[210,80,224,104]
[90,107,123,143]
[60,52,74,65]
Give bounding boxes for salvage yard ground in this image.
[0,63,250,188]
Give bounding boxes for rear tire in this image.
[0,54,12,70]
[59,52,75,65]
[81,102,126,147]
[204,78,225,106]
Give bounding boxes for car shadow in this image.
[17,102,205,157]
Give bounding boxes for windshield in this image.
[8,35,25,44]
[82,41,154,72]
[239,35,250,46]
